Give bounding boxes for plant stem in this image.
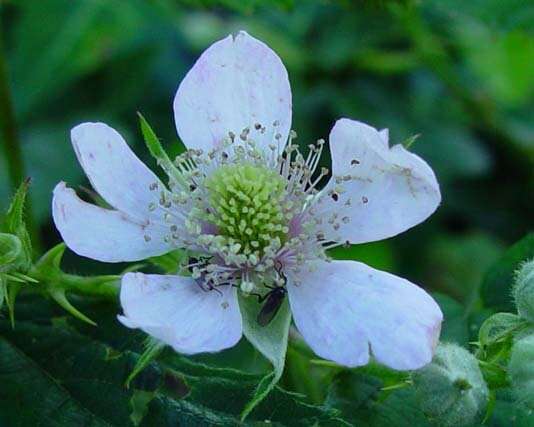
[51,273,120,301]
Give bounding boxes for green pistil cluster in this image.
[205,163,290,256]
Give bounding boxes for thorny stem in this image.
[50,273,120,300]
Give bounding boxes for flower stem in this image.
[54,273,120,300]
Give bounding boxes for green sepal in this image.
[238,292,291,420]
[126,337,166,388]
[2,179,32,271]
[4,282,21,328]
[402,133,421,149]
[138,113,187,188]
[478,312,527,350]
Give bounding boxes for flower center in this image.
[205,163,290,256]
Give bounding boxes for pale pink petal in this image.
[287,260,442,370]
[119,273,242,354]
[53,183,172,262]
[317,119,440,244]
[71,122,168,223]
[173,31,291,153]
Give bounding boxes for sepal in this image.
[513,259,534,322]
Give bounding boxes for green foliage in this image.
[432,293,468,345]
[482,234,534,312]
[325,368,429,427]
[0,296,344,426]
[412,343,489,427]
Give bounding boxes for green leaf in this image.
[0,337,110,427]
[238,293,292,420]
[0,295,344,425]
[325,369,430,427]
[481,233,534,312]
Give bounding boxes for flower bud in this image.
[509,334,534,409]
[412,343,488,427]
[0,233,24,273]
[513,260,534,322]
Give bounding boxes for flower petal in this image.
[287,260,442,370]
[119,273,242,354]
[71,122,168,222]
[318,119,441,244]
[53,182,172,262]
[173,31,292,153]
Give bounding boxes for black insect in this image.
[256,286,287,327]
[255,261,288,327]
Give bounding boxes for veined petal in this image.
[71,122,168,223]
[173,31,292,153]
[119,273,242,354]
[53,182,172,262]
[287,260,442,370]
[318,119,440,244]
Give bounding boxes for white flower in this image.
[53,31,442,370]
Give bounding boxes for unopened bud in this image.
[509,334,534,409]
[412,343,488,427]
[513,260,534,322]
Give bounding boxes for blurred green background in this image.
[0,0,533,423]
[2,0,532,296]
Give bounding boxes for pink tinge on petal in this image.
[119,273,243,354]
[287,260,442,370]
[173,31,292,154]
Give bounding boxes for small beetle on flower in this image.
[53,31,442,370]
